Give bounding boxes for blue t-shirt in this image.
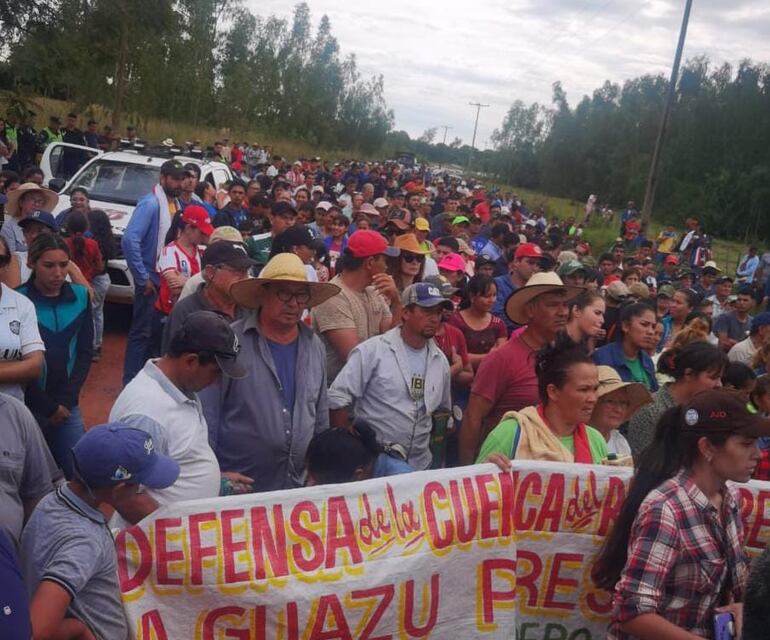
[0,531,30,640]
[373,453,414,477]
[267,339,298,415]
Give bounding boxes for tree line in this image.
[1,0,394,153]
[485,57,770,240]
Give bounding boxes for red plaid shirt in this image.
[609,469,748,639]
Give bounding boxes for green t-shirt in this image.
[244,233,272,266]
[624,356,651,389]
[476,418,608,464]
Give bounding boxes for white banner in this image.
[117,461,770,639]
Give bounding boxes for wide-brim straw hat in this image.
[229,253,340,309]
[6,182,59,218]
[504,271,583,324]
[595,365,653,416]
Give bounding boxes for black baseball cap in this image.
[201,242,256,270]
[167,311,246,378]
[271,201,297,218]
[682,389,770,438]
[183,162,201,179]
[160,160,185,179]
[276,225,315,249]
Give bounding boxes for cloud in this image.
[246,0,770,148]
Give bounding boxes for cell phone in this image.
[713,612,735,640]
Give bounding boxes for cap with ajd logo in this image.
[682,388,770,437]
[71,424,180,489]
[167,310,247,379]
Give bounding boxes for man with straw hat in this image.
[2,182,58,252]
[201,253,339,492]
[459,271,583,465]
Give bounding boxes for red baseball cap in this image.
[664,255,679,265]
[347,230,400,259]
[515,243,544,260]
[181,205,214,236]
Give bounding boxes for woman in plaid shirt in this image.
[593,388,770,639]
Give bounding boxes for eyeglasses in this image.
[402,254,425,264]
[273,287,311,304]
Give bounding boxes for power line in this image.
[467,102,489,173]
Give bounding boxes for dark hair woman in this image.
[565,289,606,354]
[593,302,659,392]
[18,234,93,478]
[476,334,606,468]
[593,388,766,639]
[448,275,507,370]
[627,341,727,456]
[660,288,701,350]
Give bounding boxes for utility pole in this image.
[439,125,453,145]
[640,0,694,232]
[467,102,489,173]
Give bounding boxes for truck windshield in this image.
[65,159,160,206]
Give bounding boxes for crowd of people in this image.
[1,119,770,638]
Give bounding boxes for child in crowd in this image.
[324,212,349,275]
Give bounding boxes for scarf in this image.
[499,404,594,464]
[154,183,172,262]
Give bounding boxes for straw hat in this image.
[393,233,430,255]
[6,183,59,218]
[229,253,340,309]
[504,272,583,324]
[595,365,652,416]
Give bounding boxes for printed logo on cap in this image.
[232,335,240,354]
[144,438,154,455]
[685,409,699,426]
[427,286,441,298]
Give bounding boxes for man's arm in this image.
[121,197,155,286]
[29,581,95,640]
[0,351,43,384]
[458,393,494,465]
[323,328,361,364]
[328,345,372,426]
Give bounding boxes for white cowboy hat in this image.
[229,253,340,309]
[595,366,653,417]
[504,271,583,325]
[5,182,59,218]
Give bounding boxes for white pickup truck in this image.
[40,142,233,303]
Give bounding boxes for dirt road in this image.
[80,304,130,427]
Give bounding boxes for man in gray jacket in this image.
[329,282,452,470]
[201,254,340,491]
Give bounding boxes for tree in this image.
[418,127,437,144]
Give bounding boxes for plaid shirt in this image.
[609,469,748,639]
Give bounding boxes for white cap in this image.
[315,201,333,211]
[525,219,537,227]
[373,197,389,208]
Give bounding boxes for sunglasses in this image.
[402,254,425,264]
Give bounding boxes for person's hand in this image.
[143,280,156,297]
[371,273,400,305]
[50,405,71,426]
[222,471,254,494]
[164,272,184,289]
[485,453,512,472]
[715,603,742,640]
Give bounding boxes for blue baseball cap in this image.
[751,312,770,332]
[18,210,58,232]
[401,282,453,310]
[71,423,180,489]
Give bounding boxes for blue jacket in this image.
[593,341,659,392]
[121,192,161,287]
[19,281,93,417]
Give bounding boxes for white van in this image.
[39,142,232,303]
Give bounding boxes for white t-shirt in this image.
[109,360,220,528]
[0,283,45,400]
[728,336,757,366]
[607,430,632,457]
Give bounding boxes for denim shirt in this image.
[593,340,659,392]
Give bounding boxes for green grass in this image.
[491,182,750,278]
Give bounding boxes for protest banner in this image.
[117,464,519,639]
[117,461,770,640]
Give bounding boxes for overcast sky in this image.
[247,0,770,148]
